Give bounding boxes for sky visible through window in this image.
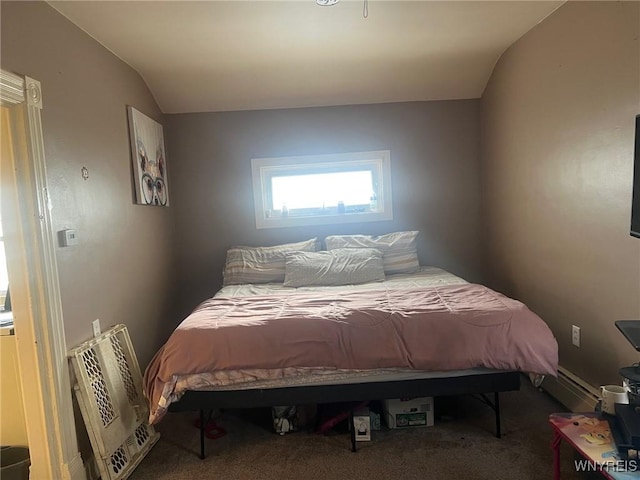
[271,171,373,211]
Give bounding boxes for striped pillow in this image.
[324,231,420,275]
[222,238,317,286]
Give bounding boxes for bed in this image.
[143,233,558,458]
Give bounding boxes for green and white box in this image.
[383,397,434,428]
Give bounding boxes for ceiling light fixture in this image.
[315,0,369,19]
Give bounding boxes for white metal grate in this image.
[69,324,159,480]
[111,335,139,405]
[110,446,129,475]
[81,348,116,427]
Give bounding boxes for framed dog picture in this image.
[127,106,169,206]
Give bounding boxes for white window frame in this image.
[251,150,393,229]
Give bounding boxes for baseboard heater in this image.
[541,366,600,412]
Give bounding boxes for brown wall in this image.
[7,0,633,399]
[166,100,483,318]
[481,1,640,387]
[1,1,176,367]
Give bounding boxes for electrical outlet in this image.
[92,319,101,338]
[572,325,581,347]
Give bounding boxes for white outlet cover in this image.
[572,325,580,347]
[92,319,101,337]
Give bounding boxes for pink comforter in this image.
[144,284,558,421]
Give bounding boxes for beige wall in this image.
[1,1,175,367]
[0,336,28,446]
[481,1,640,387]
[166,100,483,318]
[5,0,634,409]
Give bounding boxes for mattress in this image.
[144,267,558,424]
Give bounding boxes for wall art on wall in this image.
[127,106,169,206]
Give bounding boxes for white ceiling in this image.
[49,1,564,114]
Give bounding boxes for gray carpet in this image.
[130,379,594,480]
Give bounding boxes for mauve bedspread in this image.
[144,283,558,424]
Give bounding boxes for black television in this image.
[632,114,640,238]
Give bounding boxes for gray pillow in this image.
[283,248,385,287]
[324,231,420,275]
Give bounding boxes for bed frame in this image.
[168,370,521,459]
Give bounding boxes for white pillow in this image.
[222,238,317,285]
[283,248,385,287]
[324,231,420,275]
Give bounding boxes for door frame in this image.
[1,69,85,480]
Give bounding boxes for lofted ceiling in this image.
[48,1,564,114]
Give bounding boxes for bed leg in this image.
[475,392,503,438]
[200,409,206,459]
[349,409,357,452]
[494,392,502,439]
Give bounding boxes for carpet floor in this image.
[130,379,598,480]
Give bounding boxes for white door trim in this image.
[1,69,86,480]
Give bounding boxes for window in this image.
[251,150,393,229]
